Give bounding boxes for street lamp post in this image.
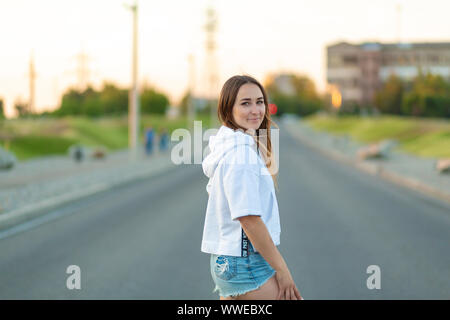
[126,1,140,161]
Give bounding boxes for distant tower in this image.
[204,2,219,127]
[75,47,91,91]
[187,54,196,131]
[29,51,36,114]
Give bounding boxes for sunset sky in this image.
[1,0,449,118]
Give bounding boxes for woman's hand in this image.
[237,216,304,300]
[275,268,303,300]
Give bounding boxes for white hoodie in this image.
[201,125,281,257]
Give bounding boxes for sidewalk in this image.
[283,118,450,204]
[0,147,176,231]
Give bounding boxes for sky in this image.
[1,0,450,118]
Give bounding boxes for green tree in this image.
[55,84,127,117]
[54,82,170,117]
[140,86,170,114]
[80,87,102,117]
[100,82,128,115]
[0,98,5,119]
[402,73,450,117]
[56,88,84,116]
[374,74,404,115]
[265,73,324,116]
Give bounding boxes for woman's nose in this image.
[250,104,260,113]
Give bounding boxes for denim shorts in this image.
[210,240,276,298]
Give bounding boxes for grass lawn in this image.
[0,114,212,161]
[304,114,450,158]
[6,113,447,160]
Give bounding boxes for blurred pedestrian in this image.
[145,127,155,155]
[73,144,84,163]
[159,128,169,152]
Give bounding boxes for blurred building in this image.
[326,41,450,106]
[272,74,296,95]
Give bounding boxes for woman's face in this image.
[232,83,265,132]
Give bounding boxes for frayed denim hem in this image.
[213,270,276,298]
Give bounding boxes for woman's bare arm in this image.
[237,215,302,300]
[237,215,287,271]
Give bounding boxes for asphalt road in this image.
[0,125,449,299]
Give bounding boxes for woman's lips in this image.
[248,118,260,121]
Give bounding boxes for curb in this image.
[0,183,110,231]
[285,123,450,205]
[0,157,176,232]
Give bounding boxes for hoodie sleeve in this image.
[222,161,263,221]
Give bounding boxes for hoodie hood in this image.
[202,125,256,179]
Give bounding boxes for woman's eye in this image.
[242,101,264,106]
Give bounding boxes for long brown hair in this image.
[217,75,279,188]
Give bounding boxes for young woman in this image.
[201,75,303,300]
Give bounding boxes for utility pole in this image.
[187,54,196,132]
[64,45,95,93]
[204,2,218,128]
[28,51,36,114]
[125,0,140,161]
